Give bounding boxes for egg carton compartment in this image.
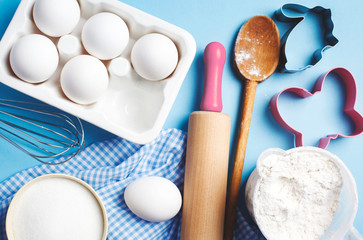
[0,0,196,144]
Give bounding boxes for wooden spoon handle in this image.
[224,80,258,240]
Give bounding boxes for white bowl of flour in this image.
[245,147,361,240]
[6,174,108,240]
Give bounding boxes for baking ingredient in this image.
[131,33,178,81]
[12,177,104,240]
[33,0,80,37]
[253,149,343,240]
[124,176,182,222]
[82,12,129,60]
[10,34,59,83]
[60,55,109,104]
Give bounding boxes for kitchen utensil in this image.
[246,147,362,240]
[181,42,230,240]
[0,0,196,144]
[270,67,363,149]
[224,15,280,240]
[275,3,338,72]
[0,99,84,164]
[6,174,108,240]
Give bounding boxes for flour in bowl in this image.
[254,150,343,240]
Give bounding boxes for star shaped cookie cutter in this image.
[270,67,363,149]
[274,3,339,72]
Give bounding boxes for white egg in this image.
[10,34,59,83]
[60,55,109,104]
[82,12,129,60]
[131,33,178,81]
[124,176,182,222]
[33,0,80,37]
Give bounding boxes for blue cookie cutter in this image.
[274,3,339,72]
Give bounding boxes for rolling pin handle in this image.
[200,42,226,112]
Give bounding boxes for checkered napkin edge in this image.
[0,128,262,240]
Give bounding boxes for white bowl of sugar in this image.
[6,174,108,240]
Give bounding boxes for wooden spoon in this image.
[224,15,280,240]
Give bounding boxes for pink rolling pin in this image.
[181,42,231,240]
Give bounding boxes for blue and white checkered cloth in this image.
[0,128,263,239]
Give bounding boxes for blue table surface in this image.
[1,0,362,234]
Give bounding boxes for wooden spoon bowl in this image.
[235,15,280,82]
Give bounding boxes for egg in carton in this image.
[0,0,196,144]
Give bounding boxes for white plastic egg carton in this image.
[0,0,196,144]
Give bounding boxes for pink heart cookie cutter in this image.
[270,67,363,149]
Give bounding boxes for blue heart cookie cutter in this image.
[274,3,339,72]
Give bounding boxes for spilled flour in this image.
[255,150,343,240]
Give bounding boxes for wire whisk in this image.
[0,99,85,164]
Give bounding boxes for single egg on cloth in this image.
[81,12,129,60]
[60,55,109,105]
[33,0,80,37]
[124,176,182,222]
[10,34,59,83]
[131,33,178,81]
